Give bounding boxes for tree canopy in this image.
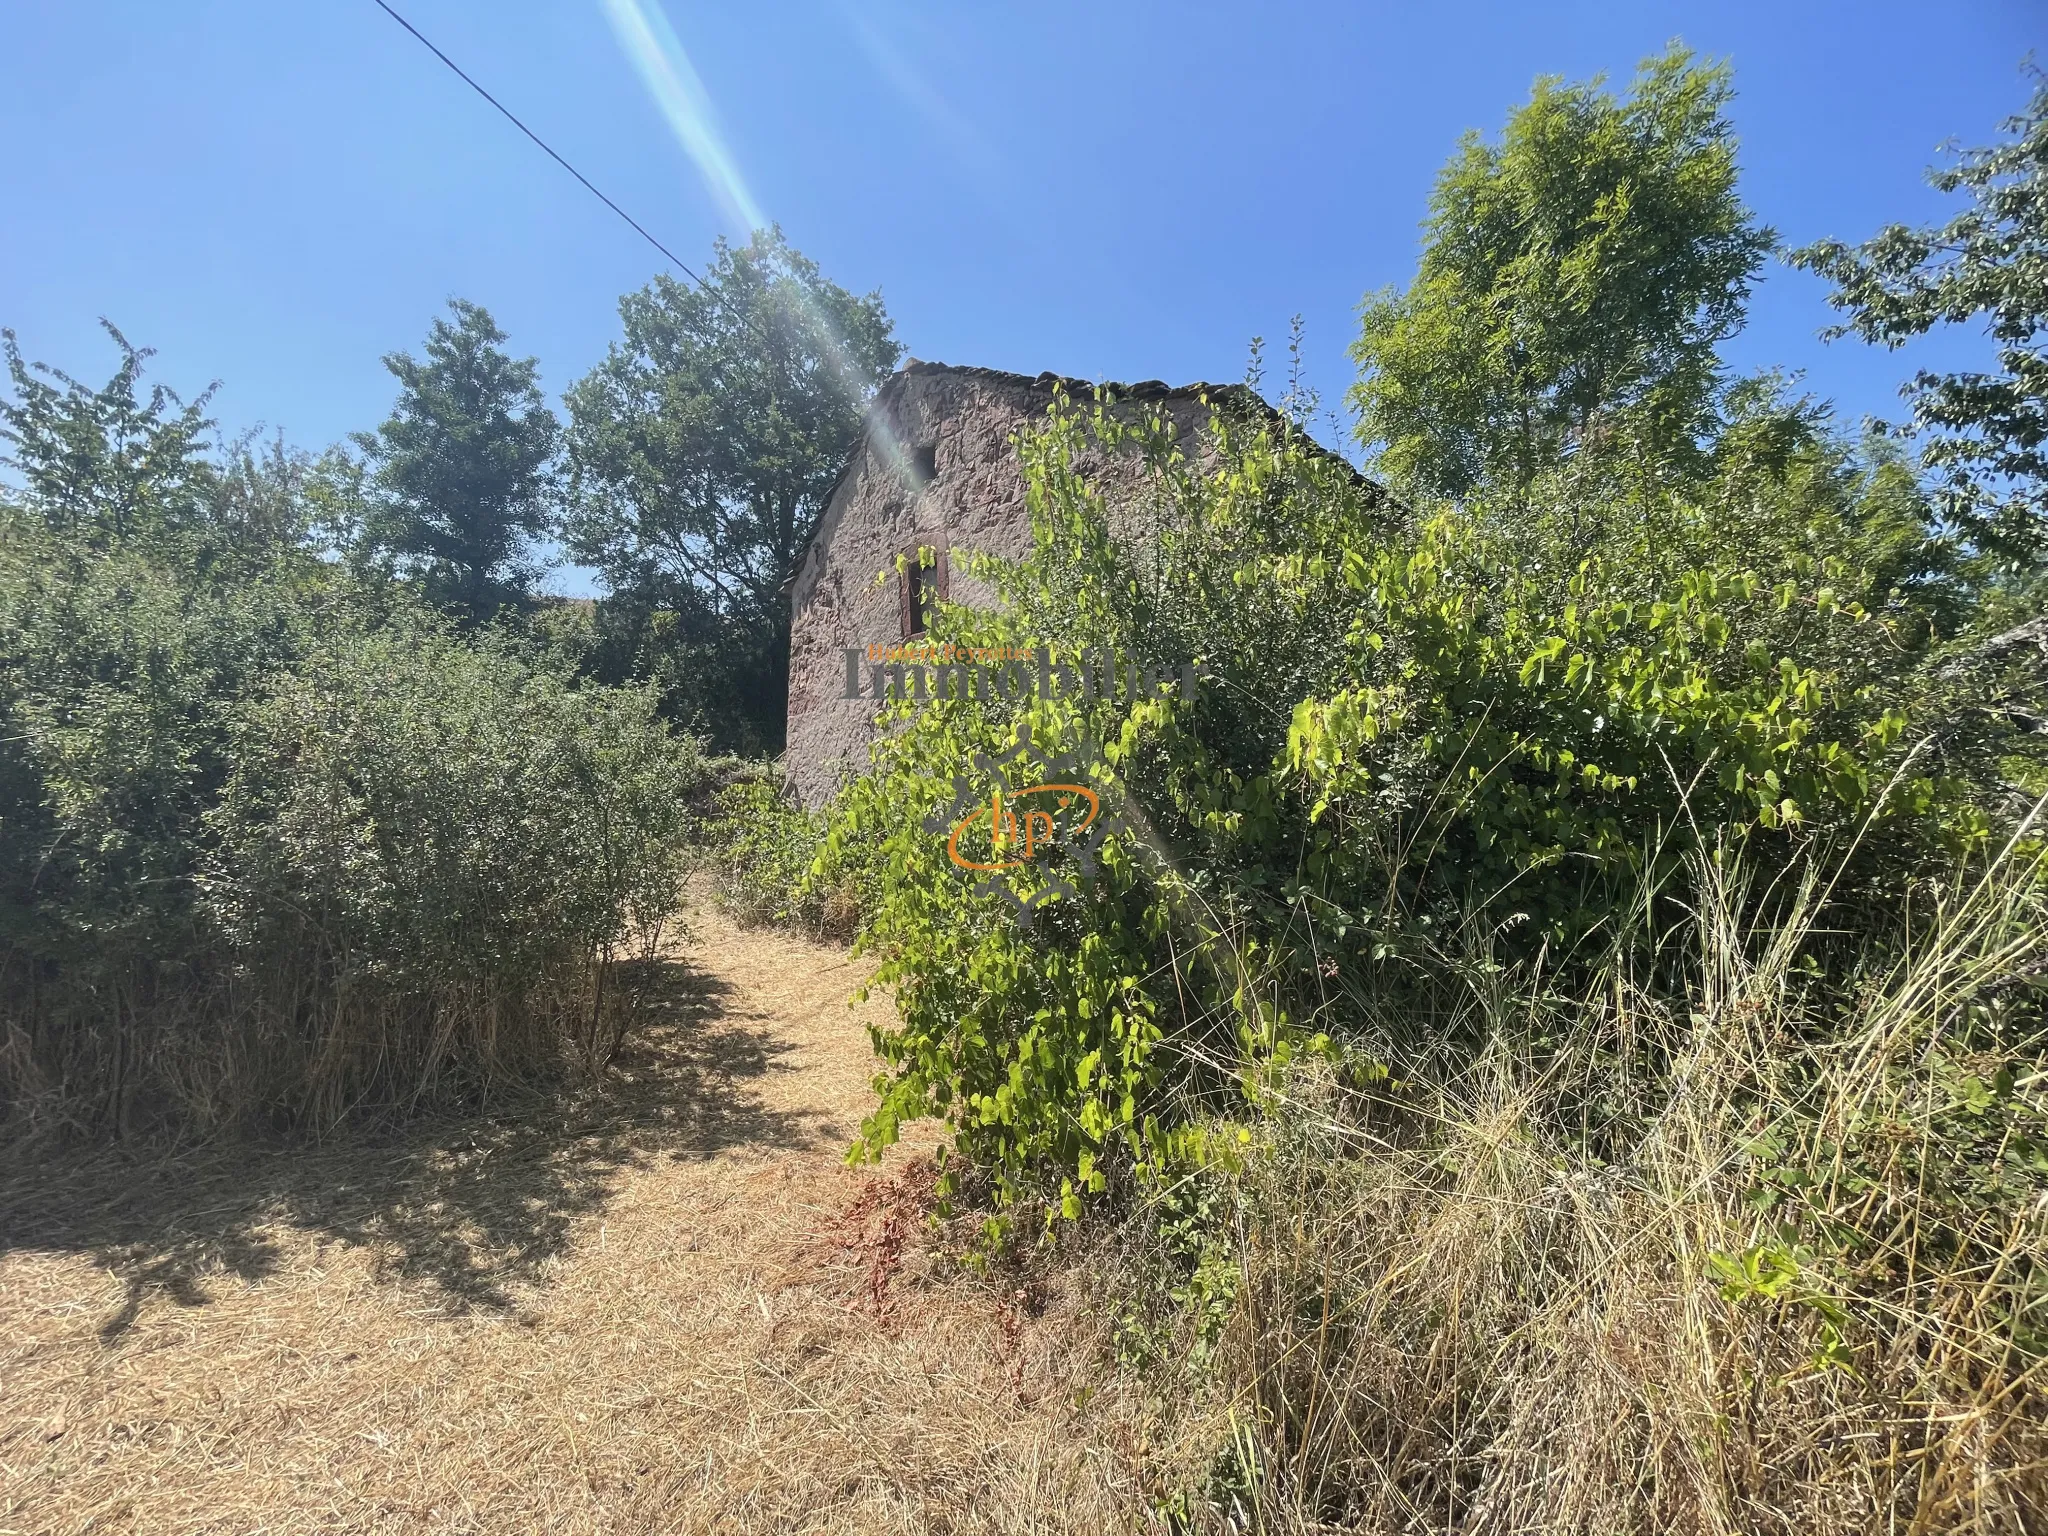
[1792,71,2048,578]
[1350,47,1773,503]
[563,228,900,750]
[0,321,217,545]
[354,299,560,624]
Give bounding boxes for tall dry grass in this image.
[1116,829,2048,1533]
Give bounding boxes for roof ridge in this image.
[784,359,1386,591]
[894,357,1255,404]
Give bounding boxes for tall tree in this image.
[355,300,559,624]
[564,228,901,751]
[0,322,216,544]
[1350,47,1773,502]
[1792,71,2048,577]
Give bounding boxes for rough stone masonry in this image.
[781,359,1359,808]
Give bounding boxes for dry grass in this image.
[0,904,1147,1535]
[1117,852,2048,1534]
[16,871,2037,1535]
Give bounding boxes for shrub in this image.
[203,619,700,1122]
[825,389,2029,1227]
[0,530,315,1026]
[707,773,858,939]
[0,519,705,1135]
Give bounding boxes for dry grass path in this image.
[0,905,1144,1534]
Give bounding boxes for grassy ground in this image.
[0,904,1142,1535]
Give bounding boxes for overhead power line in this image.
[367,0,708,288]
[363,0,910,485]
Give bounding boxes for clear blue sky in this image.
[2,1,2040,593]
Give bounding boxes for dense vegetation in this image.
[0,220,899,1134]
[0,323,706,1135]
[785,52,2048,1530]
[7,32,2045,1532]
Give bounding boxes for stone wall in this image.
[783,361,1261,808]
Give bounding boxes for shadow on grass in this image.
[0,956,826,1337]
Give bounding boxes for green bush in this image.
[824,390,2026,1226]
[0,518,704,1134]
[0,529,316,991]
[707,773,857,939]
[204,620,700,1119]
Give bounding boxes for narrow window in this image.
[905,558,928,637]
[898,540,948,638]
[911,444,938,486]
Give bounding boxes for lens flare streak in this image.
[596,0,918,488]
[598,0,765,234]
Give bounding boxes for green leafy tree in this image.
[1,321,216,544]
[1351,47,1773,502]
[204,430,328,556]
[564,228,901,751]
[2,325,333,573]
[355,299,560,624]
[1792,70,2048,576]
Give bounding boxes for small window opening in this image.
[899,541,947,638]
[906,560,928,637]
[910,443,938,486]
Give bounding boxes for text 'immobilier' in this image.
[841,645,1203,705]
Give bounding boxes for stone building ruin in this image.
[782,360,1352,807]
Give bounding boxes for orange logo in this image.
[946,783,1101,872]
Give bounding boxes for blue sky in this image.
[2,1,2040,594]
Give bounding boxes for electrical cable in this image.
[367,0,709,289]
[363,0,913,495]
